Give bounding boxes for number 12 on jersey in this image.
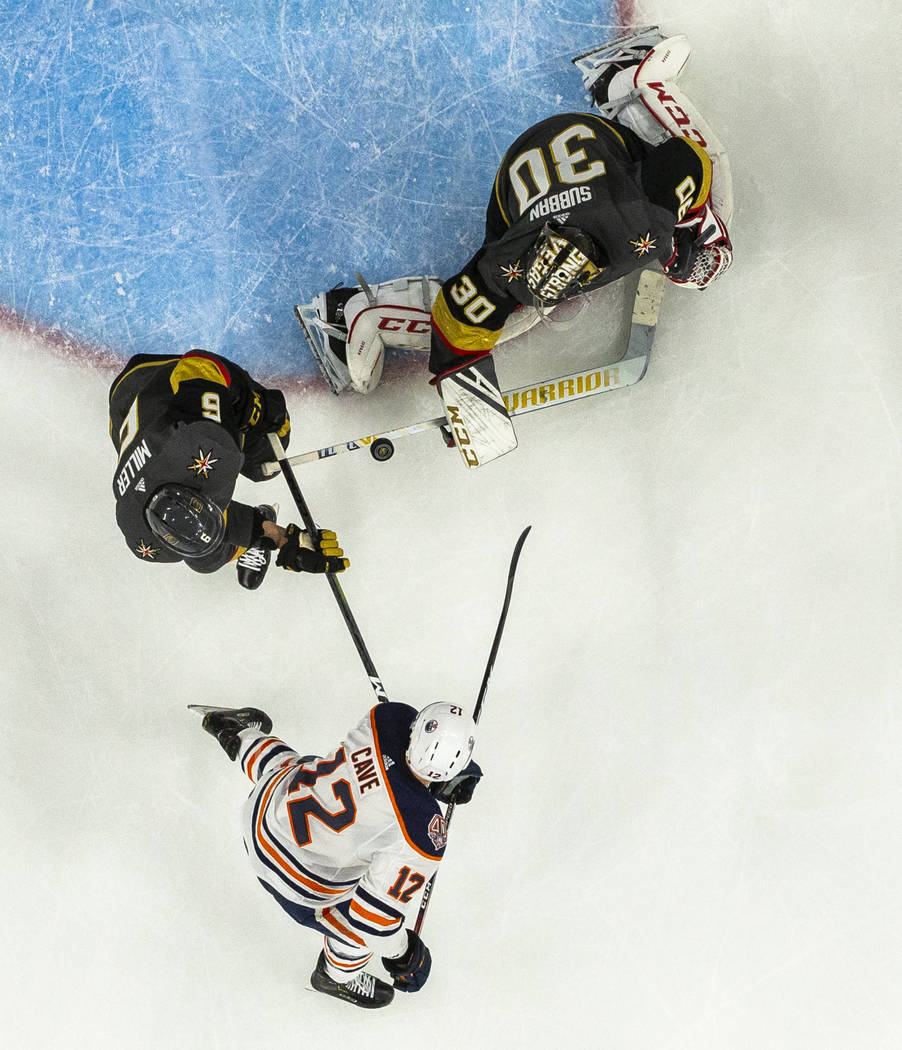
[388,866,425,904]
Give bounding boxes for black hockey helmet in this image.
[144,484,226,558]
[523,222,605,305]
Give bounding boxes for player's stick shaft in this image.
[414,525,532,933]
[267,433,389,703]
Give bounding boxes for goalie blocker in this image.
[435,355,517,469]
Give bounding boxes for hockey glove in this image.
[664,201,733,291]
[261,388,291,446]
[431,760,483,805]
[382,930,432,992]
[276,524,348,574]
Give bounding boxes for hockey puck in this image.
[370,438,395,461]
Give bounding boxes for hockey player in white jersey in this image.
[191,700,481,1008]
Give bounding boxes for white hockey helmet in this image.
[406,703,476,782]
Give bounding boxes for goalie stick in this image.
[268,267,666,475]
[267,432,390,704]
[414,524,532,934]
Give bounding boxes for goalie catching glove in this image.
[663,200,733,291]
[276,524,348,574]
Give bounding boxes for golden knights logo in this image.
[188,448,219,478]
[499,260,523,283]
[427,813,448,851]
[630,232,657,257]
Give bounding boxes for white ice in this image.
[3,2,902,1047]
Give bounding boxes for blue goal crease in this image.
[0,0,619,378]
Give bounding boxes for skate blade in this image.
[571,25,661,65]
[293,303,349,396]
[187,704,239,716]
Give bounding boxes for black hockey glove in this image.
[430,760,483,805]
[276,524,348,574]
[261,388,291,445]
[382,930,431,993]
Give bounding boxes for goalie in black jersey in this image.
[297,28,733,396]
[109,350,348,587]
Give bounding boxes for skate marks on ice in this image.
[1,0,620,377]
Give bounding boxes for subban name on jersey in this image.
[527,185,594,222]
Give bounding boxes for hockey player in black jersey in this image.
[109,350,348,586]
[297,28,733,396]
[189,700,483,1008]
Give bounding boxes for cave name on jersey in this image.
[351,746,382,795]
[116,438,153,496]
[527,185,593,222]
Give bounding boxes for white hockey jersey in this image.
[241,702,447,957]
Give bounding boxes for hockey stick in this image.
[414,524,532,934]
[267,268,666,474]
[267,432,390,704]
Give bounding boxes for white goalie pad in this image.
[343,275,441,394]
[603,39,734,226]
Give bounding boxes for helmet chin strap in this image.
[405,759,432,787]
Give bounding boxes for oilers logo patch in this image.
[428,813,448,851]
[188,448,219,478]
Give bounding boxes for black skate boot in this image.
[188,705,273,761]
[310,952,394,1009]
[237,505,277,590]
[293,286,357,393]
[572,26,663,106]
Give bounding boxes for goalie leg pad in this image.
[343,276,442,394]
[586,35,733,226]
[605,73,734,225]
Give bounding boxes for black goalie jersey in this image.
[429,112,712,373]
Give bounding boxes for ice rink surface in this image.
[3,2,902,1048]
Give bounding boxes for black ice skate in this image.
[293,286,357,394]
[310,952,394,1009]
[572,25,663,107]
[236,505,277,590]
[188,705,273,761]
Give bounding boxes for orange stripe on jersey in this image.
[253,766,348,899]
[169,352,232,394]
[244,737,276,782]
[321,908,367,948]
[349,898,399,928]
[369,707,443,862]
